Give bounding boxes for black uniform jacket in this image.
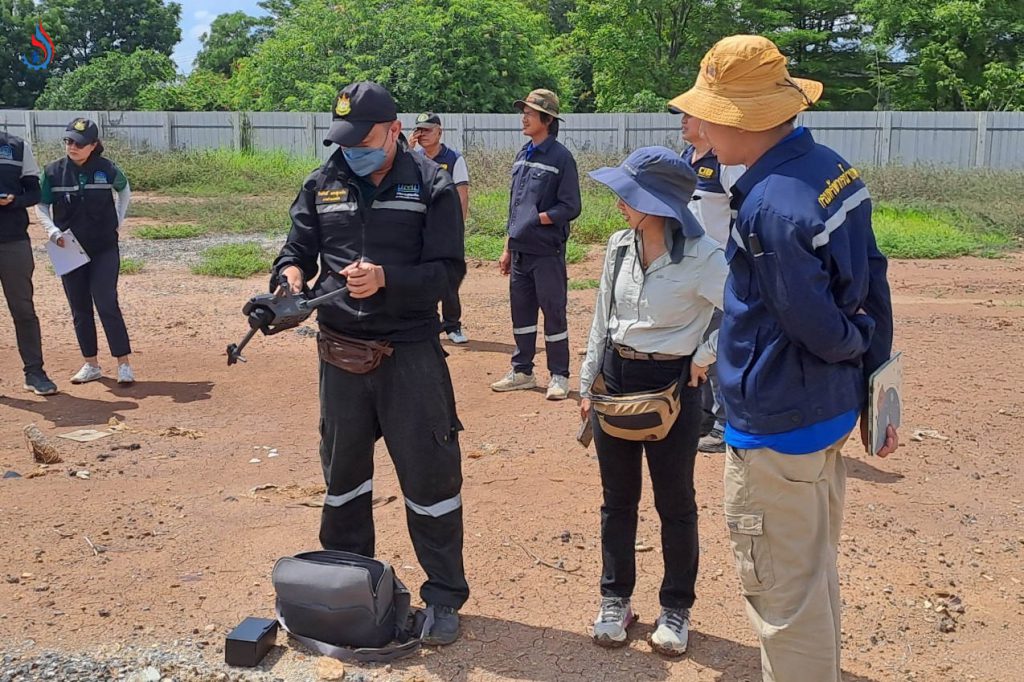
[272,141,466,342]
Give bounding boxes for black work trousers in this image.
[440,283,462,334]
[593,348,702,609]
[318,336,469,609]
[60,246,131,358]
[0,239,44,374]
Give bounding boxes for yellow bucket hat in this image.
[668,35,823,132]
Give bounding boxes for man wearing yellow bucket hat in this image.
[670,35,898,681]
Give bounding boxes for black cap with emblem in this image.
[414,112,442,130]
[64,118,99,145]
[324,81,399,147]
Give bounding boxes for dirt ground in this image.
[1,216,1023,681]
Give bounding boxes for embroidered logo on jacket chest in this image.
[0,145,13,160]
[395,184,420,200]
[94,170,108,184]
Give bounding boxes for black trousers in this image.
[509,251,569,377]
[0,239,44,375]
[318,336,469,609]
[440,283,462,334]
[60,246,131,358]
[593,348,702,609]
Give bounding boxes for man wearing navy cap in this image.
[272,81,469,645]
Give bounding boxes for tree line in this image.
[3,0,1022,113]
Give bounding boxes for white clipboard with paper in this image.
[45,230,90,276]
[867,352,902,455]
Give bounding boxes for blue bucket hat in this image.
[588,146,704,239]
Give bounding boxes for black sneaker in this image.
[23,372,58,396]
[422,604,460,646]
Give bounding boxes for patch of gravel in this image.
[1,641,397,682]
[0,645,282,682]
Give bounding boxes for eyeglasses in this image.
[63,139,87,149]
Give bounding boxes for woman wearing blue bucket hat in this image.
[580,146,727,655]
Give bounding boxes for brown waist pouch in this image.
[317,325,393,374]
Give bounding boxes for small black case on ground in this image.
[225,616,278,667]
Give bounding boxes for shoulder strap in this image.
[608,243,629,324]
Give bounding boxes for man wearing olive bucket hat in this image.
[669,35,898,680]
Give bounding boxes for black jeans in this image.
[60,246,131,358]
[593,348,702,609]
[318,336,469,609]
[0,239,44,375]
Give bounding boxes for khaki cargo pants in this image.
[724,433,850,682]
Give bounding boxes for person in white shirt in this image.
[410,112,471,344]
[673,107,746,452]
[580,146,727,656]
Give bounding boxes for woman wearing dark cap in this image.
[580,146,727,655]
[36,118,135,384]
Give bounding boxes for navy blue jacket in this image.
[506,136,581,256]
[719,128,893,434]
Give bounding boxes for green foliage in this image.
[135,224,207,239]
[567,0,735,112]
[230,0,555,112]
[0,0,60,108]
[119,257,146,274]
[194,12,268,75]
[192,242,273,278]
[44,0,181,73]
[35,49,176,110]
[859,0,1024,110]
[138,70,235,112]
[736,1,875,110]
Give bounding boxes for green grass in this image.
[119,258,145,274]
[464,233,589,263]
[135,224,208,240]
[131,197,291,235]
[569,278,600,290]
[191,243,272,278]
[872,204,1012,259]
[49,143,1015,261]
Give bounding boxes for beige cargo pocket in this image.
[726,511,775,593]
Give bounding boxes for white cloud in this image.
[194,10,212,20]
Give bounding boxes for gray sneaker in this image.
[421,604,459,646]
[490,369,536,392]
[545,374,569,400]
[698,428,726,453]
[592,597,636,647]
[649,607,689,656]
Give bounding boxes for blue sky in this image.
[171,0,267,73]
